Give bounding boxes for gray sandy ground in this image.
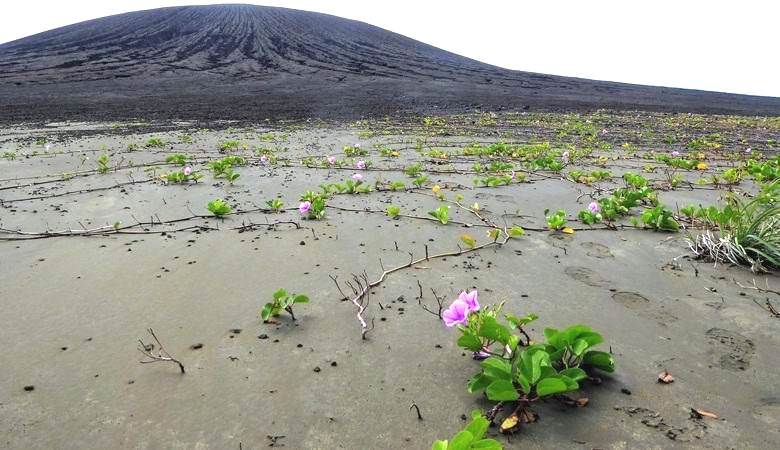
[1,113,779,449]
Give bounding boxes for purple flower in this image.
[588,201,600,213]
[510,171,516,180]
[458,290,479,312]
[671,151,680,157]
[562,151,570,164]
[356,160,366,170]
[745,147,752,154]
[351,173,363,181]
[442,299,470,327]
[472,350,490,360]
[183,166,193,176]
[260,154,269,164]
[298,201,311,214]
[327,155,336,165]
[354,143,361,149]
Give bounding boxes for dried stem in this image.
[138,328,185,373]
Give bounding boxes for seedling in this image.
[386,205,401,218]
[545,209,567,230]
[429,205,450,224]
[165,153,188,166]
[260,288,309,322]
[266,198,284,212]
[431,410,502,450]
[146,137,165,148]
[207,199,232,216]
[96,154,110,174]
[413,175,429,188]
[218,140,241,152]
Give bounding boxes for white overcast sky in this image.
[1,1,778,97]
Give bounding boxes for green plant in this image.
[146,137,165,148]
[166,153,188,166]
[96,154,110,174]
[413,175,429,188]
[224,169,240,185]
[260,288,309,322]
[388,180,406,191]
[404,163,424,177]
[640,205,679,231]
[544,209,567,230]
[266,198,284,212]
[688,184,780,271]
[429,205,450,224]
[299,191,327,220]
[343,145,368,157]
[207,199,232,216]
[2,151,16,160]
[209,156,247,177]
[474,175,512,187]
[447,295,614,433]
[431,411,502,450]
[161,169,203,184]
[218,140,241,152]
[386,205,401,218]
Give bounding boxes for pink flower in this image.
[260,155,269,164]
[298,201,311,214]
[562,151,570,164]
[458,290,479,312]
[356,160,366,170]
[510,171,516,180]
[327,155,336,165]
[442,299,470,327]
[351,173,363,181]
[588,201,600,213]
[671,151,680,157]
[183,166,193,176]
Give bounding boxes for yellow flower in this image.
[432,185,441,194]
[696,162,709,171]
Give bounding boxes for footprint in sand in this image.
[705,327,755,371]
[611,291,679,325]
[612,291,650,309]
[564,266,608,287]
[581,241,614,259]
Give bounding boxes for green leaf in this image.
[449,430,474,450]
[536,377,573,397]
[431,440,448,450]
[471,439,503,449]
[506,313,538,329]
[464,416,489,441]
[457,332,483,352]
[515,372,530,394]
[559,367,587,382]
[480,357,512,378]
[486,380,519,401]
[478,316,511,345]
[260,303,273,322]
[467,374,492,394]
[583,350,615,372]
[273,289,288,301]
[572,339,590,357]
[293,294,309,304]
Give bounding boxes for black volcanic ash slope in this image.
[0,4,778,121]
